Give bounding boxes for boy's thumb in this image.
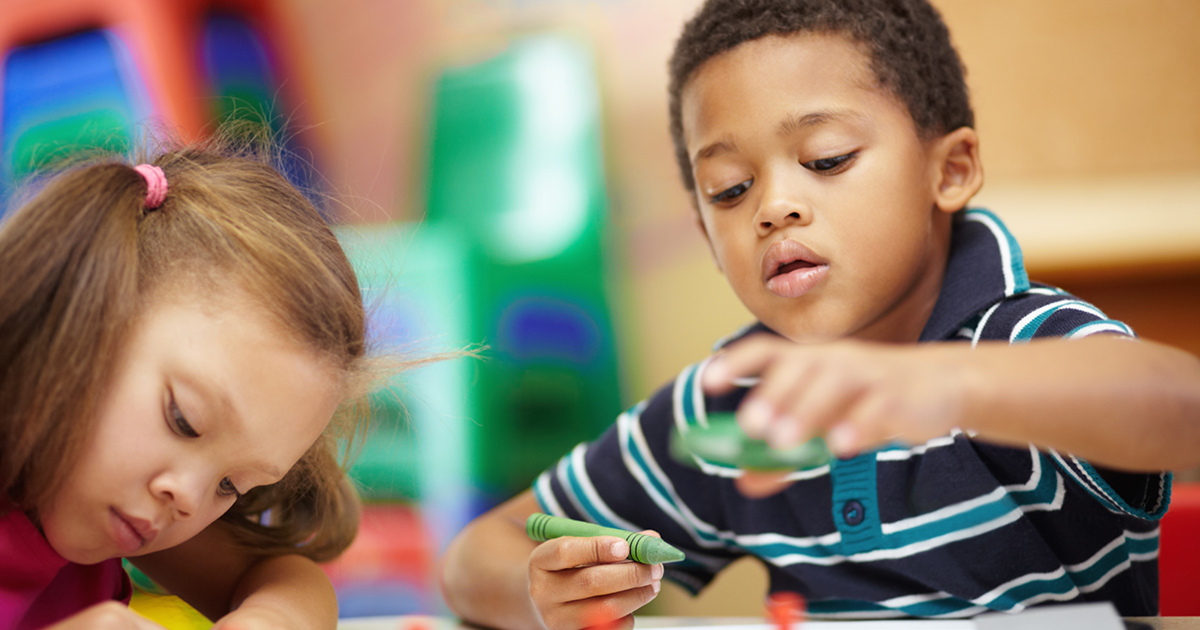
[601,536,631,562]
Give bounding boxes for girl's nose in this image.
[149,470,202,519]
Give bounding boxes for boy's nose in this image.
[755,193,812,233]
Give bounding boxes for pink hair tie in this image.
[133,164,168,210]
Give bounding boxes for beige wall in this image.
[282,0,1200,393]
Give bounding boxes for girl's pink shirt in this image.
[0,505,131,629]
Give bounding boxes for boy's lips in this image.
[110,508,157,554]
[762,239,829,299]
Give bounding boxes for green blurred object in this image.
[671,412,833,471]
[9,110,132,178]
[336,223,475,556]
[335,223,475,545]
[424,34,623,502]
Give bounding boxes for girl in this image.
[1,135,375,629]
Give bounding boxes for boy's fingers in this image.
[771,370,860,449]
[532,536,630,572]
[740,355,814,438]
[554,583,660,630]
[826,422,862,456]
[734,471,793,498]
[701,335,784,393]
[550,561,664,603]
[833,395,898,455]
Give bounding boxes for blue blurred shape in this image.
[200,12,322,211]
[499,294,601,365]
[2,29,148,210]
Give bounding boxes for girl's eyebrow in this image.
[176,372,284,480]
[776,108,868,137]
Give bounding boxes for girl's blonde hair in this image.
[0,131,370,561]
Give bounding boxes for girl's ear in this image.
[930,126,983,214]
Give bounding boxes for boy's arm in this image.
[440,490,663,630]
[440,492,544,629]
[704,334,1200,473]
[129,522,337,630]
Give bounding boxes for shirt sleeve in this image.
[531,365,747,593]
[976,284,1136,342]
[974,285,1169,519]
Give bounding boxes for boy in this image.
[440,0,1200,627]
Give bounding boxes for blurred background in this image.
[1,0,1197,620]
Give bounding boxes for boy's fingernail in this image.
[652,564,664,579]
[768,416,801,448]
[612,541,629,558]
[652,581,661,594]
[702,359,727,388]
[741,399,773,434]
[827,424,857,454]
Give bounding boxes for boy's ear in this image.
[695,215,724,274]
[930,126,983,214]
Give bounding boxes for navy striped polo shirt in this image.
[533,209,1170,617]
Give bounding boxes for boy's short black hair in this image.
[668,0,974,193]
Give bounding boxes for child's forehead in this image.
[681,32,895,135]
[691,32,878,98]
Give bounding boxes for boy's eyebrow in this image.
[777,109,868,137]
[692,109,869,164]
[693,138,738,164]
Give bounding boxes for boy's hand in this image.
[528,533,664,630]
[702,334,966,461]
[48,602,168,630]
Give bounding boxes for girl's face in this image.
[36,292,340,564]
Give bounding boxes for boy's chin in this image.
[760,318,847,345]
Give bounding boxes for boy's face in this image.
[36,291,339,564]
[682,33,957,343]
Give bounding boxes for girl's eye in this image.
[218,477,242,499]
[709,179,753,204]
[168,395,199,438]
[803,151,858,174]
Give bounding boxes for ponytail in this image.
[0,162,149,508]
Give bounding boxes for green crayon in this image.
[525,513,686,564]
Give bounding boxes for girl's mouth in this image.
[110,508,154,554]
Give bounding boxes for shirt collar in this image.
[918,208,1030,341]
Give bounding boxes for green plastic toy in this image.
[671,412,832,471]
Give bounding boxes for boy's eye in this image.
[218,477,242,499]
[168,396,199,438]
[803,151,857,173]
[710,179,752,204]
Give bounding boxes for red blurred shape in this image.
[583,607,621,630]
[1160,482,1200,615]
[322,503,433,585]
[766,591,806,630]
